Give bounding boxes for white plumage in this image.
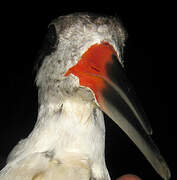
[1,94,110,180]
[0,13,170,180]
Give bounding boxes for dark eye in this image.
[43,24,58,54]
[34,24,58,71]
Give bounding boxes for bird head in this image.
[36,13,126,104]
[35,13,170,180]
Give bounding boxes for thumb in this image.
[116,174,142,180]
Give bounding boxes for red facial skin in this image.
[65,42,117,103]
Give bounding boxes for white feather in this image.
[0,13,127,180]
[1,92,110,180]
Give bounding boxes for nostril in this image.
[91,66,100,72]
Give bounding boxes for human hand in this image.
[117,174,142,180]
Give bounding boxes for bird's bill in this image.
[65,42,170,180]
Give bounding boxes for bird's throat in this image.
[24,96,106,160]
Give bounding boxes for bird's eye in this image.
[35,24,58,71]
[42,24,58,55]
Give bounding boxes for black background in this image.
[0,3,176,180]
